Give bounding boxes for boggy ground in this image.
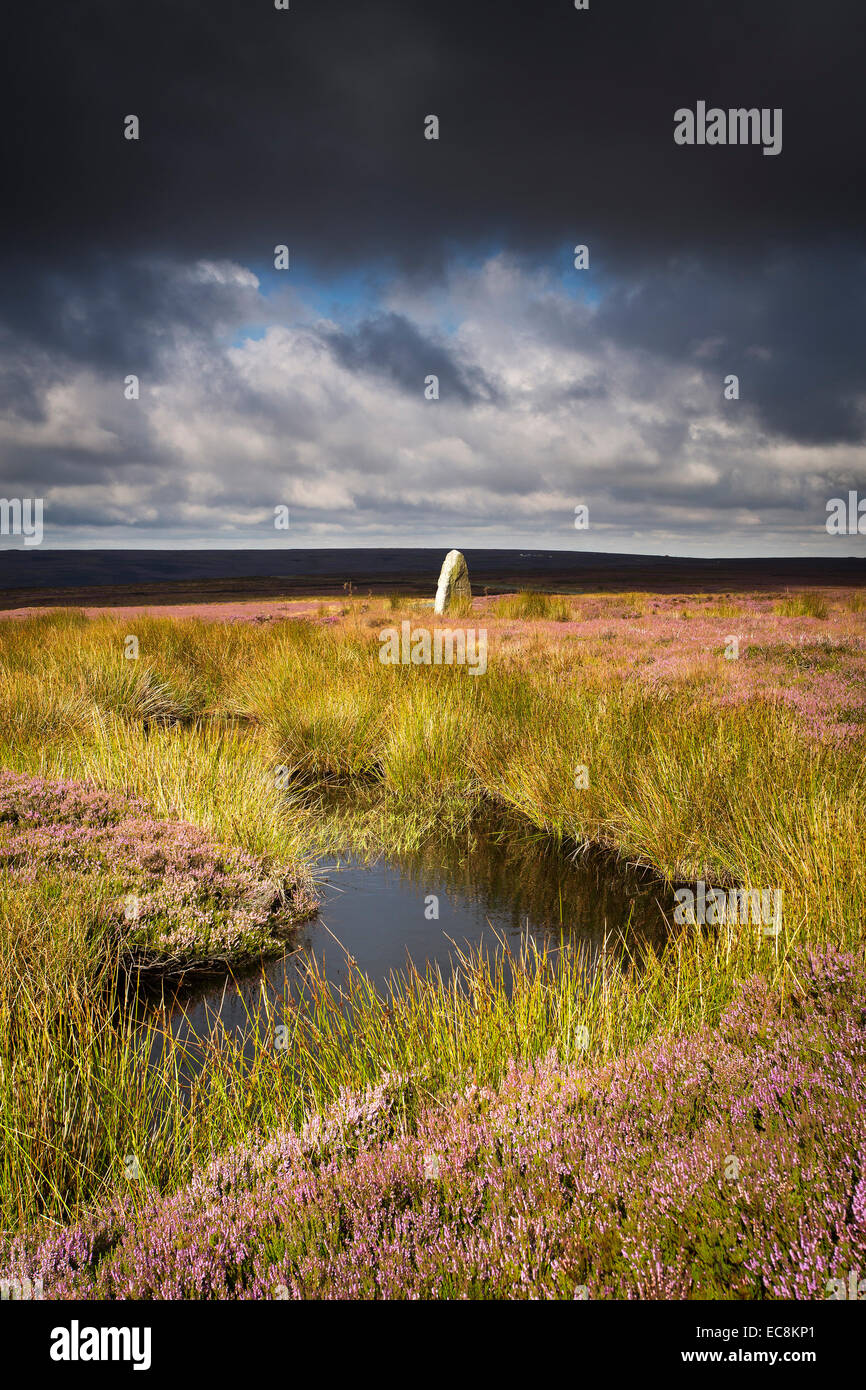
[6,585,863,742]
[1,588,864,1296]
[5,947,865,1300]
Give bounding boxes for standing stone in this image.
[434,550,472,614]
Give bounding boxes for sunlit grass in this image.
[0,602,864,1238]
[704,600,742,618]
[494,591,572,621]
[774,592,829,619]
[0,867,785,1232]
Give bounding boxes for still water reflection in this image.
[151,814,673,1055]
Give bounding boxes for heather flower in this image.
[4,949,863,1300]
[0,770,315,970]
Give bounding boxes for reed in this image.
[0,600,863,1243]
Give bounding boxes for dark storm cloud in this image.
[591,251,866,445]
[2,0,863,271]
[542,374,609,407]
[517,246,866,446]
[0,348,49,424]
[0,0,864,555]
[0,256,261,371]
[321,312,498,403]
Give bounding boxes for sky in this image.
[1,0,864,556]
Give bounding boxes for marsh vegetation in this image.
[1,591,864,1296]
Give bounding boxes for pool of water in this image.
[152,814,673,1053]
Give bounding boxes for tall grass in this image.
[495,591,572,621]
[774,592,829,619]
[0,864,782,1231]
[704,600,742,618]
[0,606,863,1234]
[0,712,312,866]
[3,610,863,928]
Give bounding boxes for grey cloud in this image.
[319,313,499,406]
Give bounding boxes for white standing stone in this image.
[434,550,472,614]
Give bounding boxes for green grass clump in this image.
[444,594,474,619]
[705,601,742,618]
[385,593,433,615]
[0,605,864,1243]
[494,591,572,621]
[0,870,780,1232]
[774,592,829,619]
